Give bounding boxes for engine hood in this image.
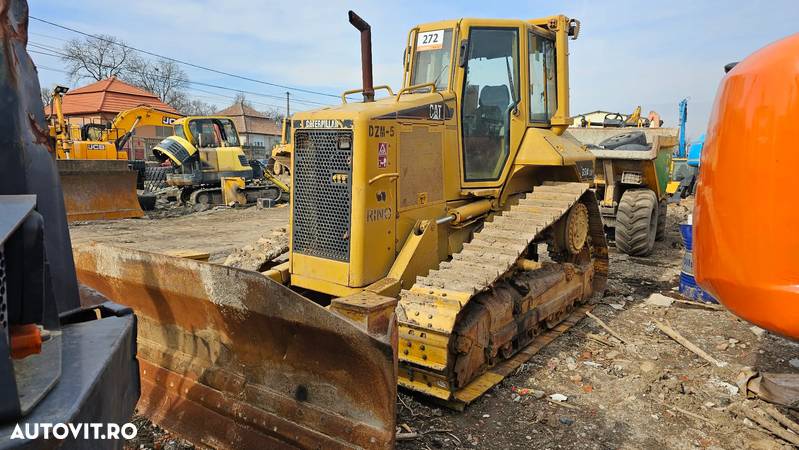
[292,91,454,128]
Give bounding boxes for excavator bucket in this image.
[58,160,144,221]
[73,243,397,449]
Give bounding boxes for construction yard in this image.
[3,2,797,450]
[66,202,799,450]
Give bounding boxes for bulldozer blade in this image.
[73,243,397,449]
[58,160,144,221]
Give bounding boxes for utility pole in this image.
[286,91,290,118]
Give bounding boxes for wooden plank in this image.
[162,249,210,261]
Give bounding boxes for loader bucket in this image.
[73,243,397,449]
[58,160,144,221]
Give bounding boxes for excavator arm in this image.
[106,106,183,150]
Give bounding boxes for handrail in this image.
[341,85,395,104]
[368,173,399,185]
[395,82,436,102]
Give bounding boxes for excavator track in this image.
[397,182,608,406]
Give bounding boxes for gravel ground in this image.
[70,201,798,449]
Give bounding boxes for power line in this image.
[34,64,294,112]
[29,15,340,99]
[28,41,330,107]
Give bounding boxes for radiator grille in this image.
[292,130,352,262]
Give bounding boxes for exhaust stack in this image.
[348,10,374,102]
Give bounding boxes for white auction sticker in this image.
[417,30,444,51]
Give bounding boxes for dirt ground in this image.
[69,202,288,263]
[70,201,799,449]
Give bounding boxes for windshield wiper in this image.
[432,64,449,89]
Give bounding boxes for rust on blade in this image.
[58,159,144,221]
[74,243,396,449]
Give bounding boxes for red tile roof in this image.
[216,102,281,136]
[58,76,178,115]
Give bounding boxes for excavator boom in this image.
[48,88,183,221]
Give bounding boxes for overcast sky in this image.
[28,0,799,140]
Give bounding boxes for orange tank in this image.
[694,33,799,339]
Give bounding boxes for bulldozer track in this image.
[397,182,608,405]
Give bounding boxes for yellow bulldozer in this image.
[48,85,183,220]
[270,117,293,175]
[75,11,607,448]
[152,116,287,205]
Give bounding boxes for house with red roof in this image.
[45,76,180,159]
[216,101,281,159]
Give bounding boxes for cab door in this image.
[459,26,524,186]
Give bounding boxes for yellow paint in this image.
[387,219,439,290]
[221,177,246,205]
[285,14,596,402]
[289,15,589,300]
[262,261,290,284]
[49,87,182,160]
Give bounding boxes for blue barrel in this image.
[679,220,717,303]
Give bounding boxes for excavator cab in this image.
[152,116,288,205]
[80,122,108,141]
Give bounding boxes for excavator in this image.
[48,86,183,220]
[151,116,286,205]
[74,11,607,448]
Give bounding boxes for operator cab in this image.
[401,19,574,188]
[174,117,240,148]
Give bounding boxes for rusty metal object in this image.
[74,243,396,449]
[58,160,144,221]
[564,202,589,254]
[348,11,374,102]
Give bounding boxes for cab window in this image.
[529,31,557,123]
[174,124,186,139]
[220,120,240,146]
[461,28,519,181]
[410,29,453,90]
[188,119,240,148]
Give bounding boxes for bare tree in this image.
[61,34,132,82]
[124,57,188,107]
[40,87,53,106]
[260,106,285,122]
[172,94,217,116]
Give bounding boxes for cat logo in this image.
[429,104,443,120]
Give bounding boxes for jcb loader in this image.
[75,11,608,449]
[48,86,183,221]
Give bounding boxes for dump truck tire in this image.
[599,130,647,149]
[615,188,658,256]
[656,200,667,241]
